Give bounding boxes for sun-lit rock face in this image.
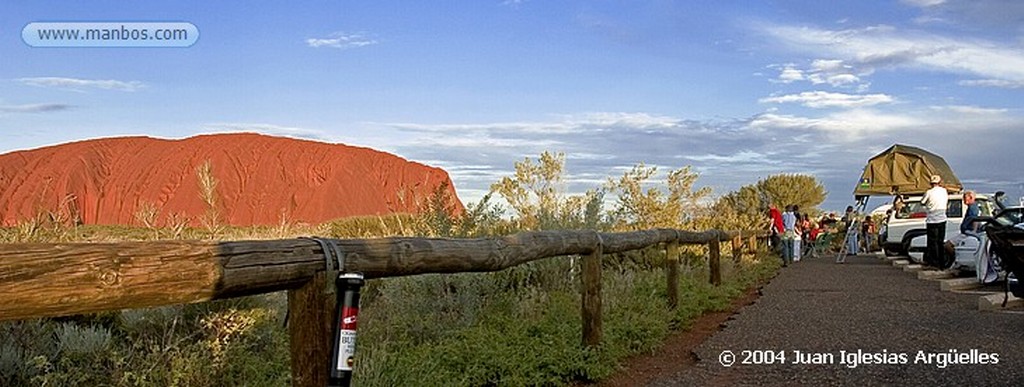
[0,133,462,226]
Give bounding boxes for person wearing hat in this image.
[921,174,949,268]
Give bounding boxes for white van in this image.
[879,193,997,257]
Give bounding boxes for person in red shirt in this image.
[768,204,784,258]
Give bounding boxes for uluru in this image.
[0,133,463,227]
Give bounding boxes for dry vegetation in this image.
[0,152,801,386]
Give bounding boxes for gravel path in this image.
[650,253,1024,386]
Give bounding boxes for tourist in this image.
[800,213,812,259]
[792,205,802,261]
[861,216,876,252]
[921,175,949,268]
[961,190,980,235]
[768,204,783,256]
[781,205,797,266]
[842,206,858,256]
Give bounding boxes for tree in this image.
[713,173,827,230]
[758,174,827,211]
[605,163,712,230]
[491,151,602,230]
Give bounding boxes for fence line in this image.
[0,228,765,386]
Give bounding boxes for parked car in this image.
[982,205,1024,296]
[879,193,998,258]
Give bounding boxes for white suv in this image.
[879,193,997,257]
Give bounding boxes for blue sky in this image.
[3,0,1023,213]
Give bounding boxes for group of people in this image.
[768,203,881,267]
[764,174,977,269]
[768,204,832,266]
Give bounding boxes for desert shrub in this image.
[0,150,787,386]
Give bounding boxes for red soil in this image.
[0,133,462,226]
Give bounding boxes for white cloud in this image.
[306,32,378,49]
[902,0,946,7]
[684,150,774,164]
[774,65,805,83]
[811,59,845,72]
[202,123,331,141]
[930,105,1008,115]
[772,59,867,88]
[17,77,144,92]
[566,112,681,129]
[370,106,1024,211]
[759,91,894,109]
[0,103,73,113]
[959,79,1024,89]
[748,109,919,137]
[420,136,562,149]
[763,24,1024,85]
[386,112,681,135]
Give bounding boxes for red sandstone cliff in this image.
[0,133,463,226]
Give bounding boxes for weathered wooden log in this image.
[709,237,722,286]
[581,239,602,347]
[0,240,224,321]
[732,234,743,263]
[0,228,750,321]
[665,242,680,310]
[288,271,335,387]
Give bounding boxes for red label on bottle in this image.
[340,306,358,330]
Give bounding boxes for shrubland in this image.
[0,152,821,386]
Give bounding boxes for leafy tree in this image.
[605,163,712,230]
[712,173,827,230]
[758,174,827,212]
[491,151,603,230]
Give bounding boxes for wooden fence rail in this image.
[0,228,765,386]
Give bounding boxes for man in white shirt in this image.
[921,175,949,268]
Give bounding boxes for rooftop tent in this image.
[854,144,963,197]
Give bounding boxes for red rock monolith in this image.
[0,133,463,226]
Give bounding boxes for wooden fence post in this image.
[288,271,337,387]
[748,235,758,254]
[732,233,742,263]
[666,242,680,310]
[582,238,603,347]
[709,237,721,286]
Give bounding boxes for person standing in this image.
[842,205,858,256]
[800,213,812,259]
[861,216,876,252]
[792,205,802,261]
[768,204,784,256]
[781,205,797,266]
[921,175,949,268]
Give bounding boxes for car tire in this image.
[903,230,927,263]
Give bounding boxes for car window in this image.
[894,198,964,219]
[896,201,926,219]
[978,198,994,217]
[947,199,963,218]
[994,209,1024,227]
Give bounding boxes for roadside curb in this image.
[979,293,1024,311]
[919,270,957,280]
[884,255,1019,312]
[939,277,981,291]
